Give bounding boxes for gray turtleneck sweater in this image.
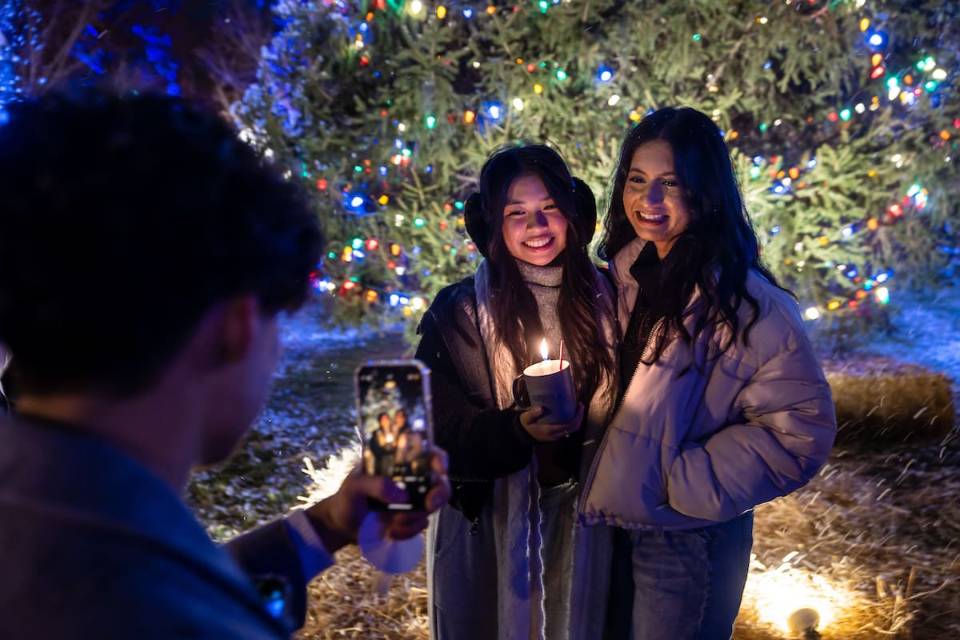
[516,260,563,348]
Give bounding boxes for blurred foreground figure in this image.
[0,91,449,639]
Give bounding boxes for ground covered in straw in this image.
[188,292,959,639]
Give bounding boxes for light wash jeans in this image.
[606,511,754,640]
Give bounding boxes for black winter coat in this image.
[414,277,536,521]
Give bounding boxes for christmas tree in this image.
[240,1,957,336]
[0,0,33,121]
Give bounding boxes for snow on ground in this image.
[867,286,960,386]
[186,299,406,540]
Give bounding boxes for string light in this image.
[596,65,614,83]
[287,4,951,325]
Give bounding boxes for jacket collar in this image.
[609,237,649,288]
[608,237,712,334]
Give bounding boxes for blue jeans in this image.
[606,511,754,640]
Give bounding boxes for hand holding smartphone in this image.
[355,359,434,512]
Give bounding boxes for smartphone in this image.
[355,359,433,511]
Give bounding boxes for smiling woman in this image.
[623,139,691,258]
[501,174,569,265]
[587,107,836,640]
[415,145,619,640]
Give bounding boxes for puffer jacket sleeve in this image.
[665,299,837,522]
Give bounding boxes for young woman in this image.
[579,107,837,639]
[416,145,618,640]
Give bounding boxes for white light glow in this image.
[742,555,857,633]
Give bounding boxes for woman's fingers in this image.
[541,404,585,440]
[519,404,585,442]
[519,405,546,428]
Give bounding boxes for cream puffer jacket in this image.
[580,238,836,529]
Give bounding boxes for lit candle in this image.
[512,337,576,423]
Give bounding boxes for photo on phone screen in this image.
[356,360,433,511]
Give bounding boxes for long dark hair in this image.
[598,107,786,363]
[465,145,614,405]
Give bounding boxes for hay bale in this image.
[298,547,429,639]
[823,356,955,446]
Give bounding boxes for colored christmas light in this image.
[867,31,887,49]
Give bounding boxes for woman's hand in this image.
[519,403,584,442]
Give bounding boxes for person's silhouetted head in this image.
[0,90,323,398]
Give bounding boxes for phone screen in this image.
[356,360,432,511]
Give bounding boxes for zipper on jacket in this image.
[610,315,660,417]
[580,316,662,516]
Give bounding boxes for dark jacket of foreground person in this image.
[0,413,322,639]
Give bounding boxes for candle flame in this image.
[539,338,549,361]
